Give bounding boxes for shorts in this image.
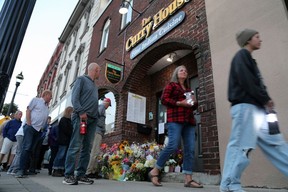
[0,137,17,154]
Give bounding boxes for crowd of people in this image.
[0,63,112,186]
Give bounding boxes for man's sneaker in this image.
[63,175,78,185]
[77,175,94,184]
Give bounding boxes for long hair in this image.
[63,106,73,118]
[170,65,190,88]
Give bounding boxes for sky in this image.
[0,0,78,116]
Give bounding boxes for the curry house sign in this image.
[105,63,122,84]
[125,0,190,59]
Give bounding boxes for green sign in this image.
[105,63,122,84]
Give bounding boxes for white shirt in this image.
[15,119,26,136]
[28,97,49,131]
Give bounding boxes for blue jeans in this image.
[53,145,68,170]
[220,103,288,191]
[155,122,195,175]
[64,116,97,177]
[18,125,40,175]
[257,132,288,176]
[8,135,23,173]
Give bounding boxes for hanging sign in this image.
[105,63,122,84]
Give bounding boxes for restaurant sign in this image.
[105,63,122,84]
[130,11,185,59]
[125,0,190,59]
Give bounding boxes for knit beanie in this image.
[236,29,258,47]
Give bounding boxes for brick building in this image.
[88,0,219,176]
[37,43,63,97]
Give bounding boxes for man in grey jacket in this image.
[63,62,100,185]
[86,98,111,178]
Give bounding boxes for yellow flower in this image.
[122,140,129,146]
[119,143,125,151]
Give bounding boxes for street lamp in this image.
[7,72,24,116]
[119,0,141,15]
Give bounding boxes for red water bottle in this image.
[80,120,87,135]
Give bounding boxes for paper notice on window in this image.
[158,122,165,134]
[127,92,146,124]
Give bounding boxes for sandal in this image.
[184,180,203,188]
[148,172,162,187]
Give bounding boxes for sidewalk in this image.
[0,170,287,192]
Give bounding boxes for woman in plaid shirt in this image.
[149,65,203,188]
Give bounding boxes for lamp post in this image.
[7,72,24,116]
[0,0,36,112]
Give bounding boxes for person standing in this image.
[36,116,52,173]
[29,116,51,174]
[86,98,111,178]
[6,119,26,175]
[0,116,12,171]
[47,123,59,175]
[52,106,73,177]
[63,62,100,185]
[15,90,52,178]
[0,116,11,151]
[220,29,288,192]
[0,111,22,169]
[148,65,203,188]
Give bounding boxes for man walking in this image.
[220,29,288,192]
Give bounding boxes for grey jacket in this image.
[71,75,98,118]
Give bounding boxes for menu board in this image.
[126,92,146,124]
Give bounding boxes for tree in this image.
[1,103,18,116]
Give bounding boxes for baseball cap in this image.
[103,98,112,106]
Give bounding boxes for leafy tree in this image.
[1,103,18,116]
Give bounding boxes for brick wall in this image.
[88,0,220,175]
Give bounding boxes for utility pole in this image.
[0,0,37,111]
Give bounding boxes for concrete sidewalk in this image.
[0,170,287,192]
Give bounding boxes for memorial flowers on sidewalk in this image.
[99,140,181,181]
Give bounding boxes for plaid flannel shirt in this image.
[161,82,198,125]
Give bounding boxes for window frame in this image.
[100,19,111,52]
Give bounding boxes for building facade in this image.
[37,43,63,97]
[38,0,288,188]
[88,0,218,179]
